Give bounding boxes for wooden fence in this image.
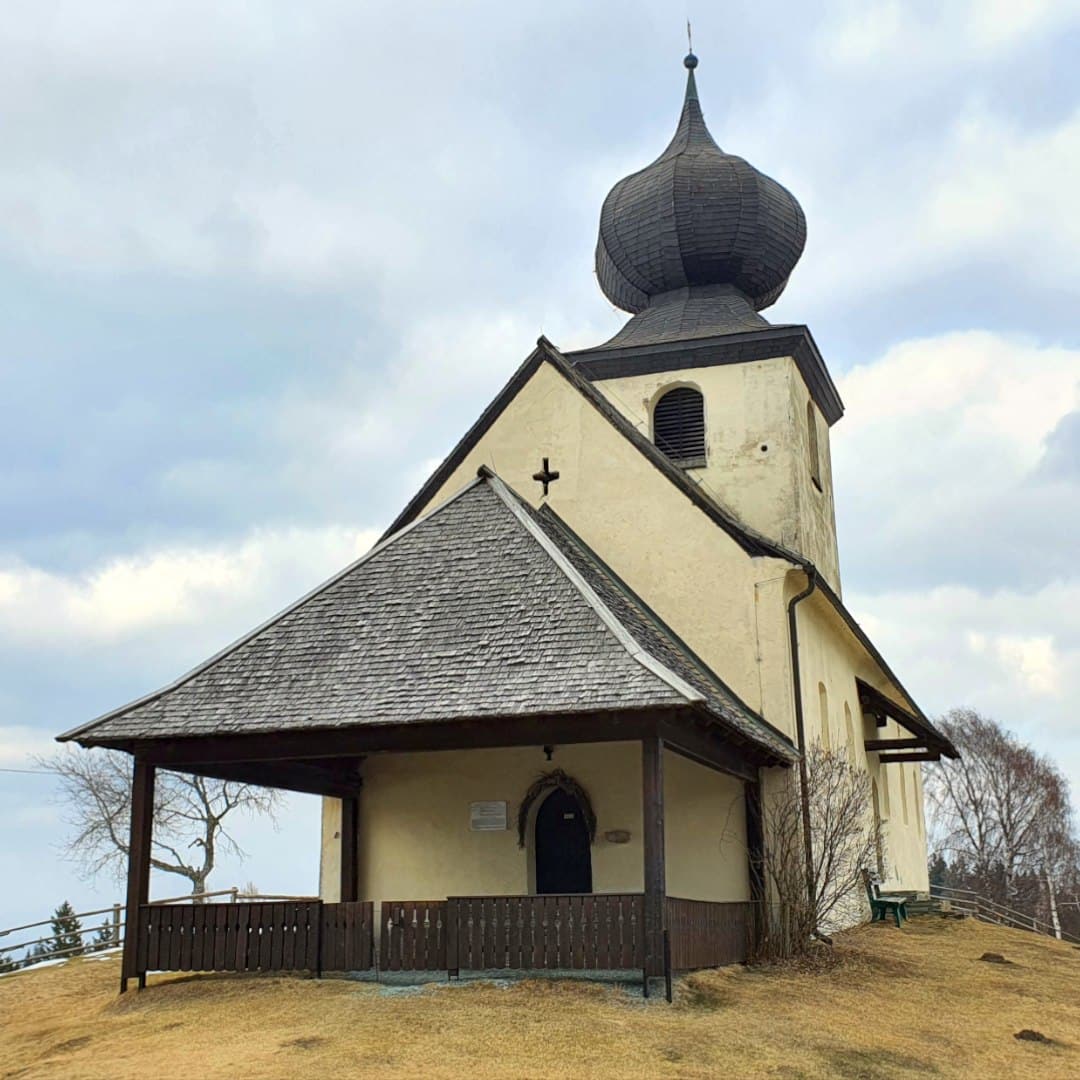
[135,900,373,976]
[665,898,753,971]
[447,894,645,972]
[380,900,448,971]
[131,894,751,982]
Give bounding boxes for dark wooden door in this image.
[535,788,592,894]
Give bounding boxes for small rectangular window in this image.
[807,400,822,491]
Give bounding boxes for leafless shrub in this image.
[753,742,881,961]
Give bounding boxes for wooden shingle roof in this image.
[61,472,797,764]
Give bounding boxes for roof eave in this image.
[568,324,844,426]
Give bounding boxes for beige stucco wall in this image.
[593,357,841,592]
[411,358,795,729]
[792,586,930,894]
[408,357,927,889]
[319,743,749,910]
[317,352,933,911]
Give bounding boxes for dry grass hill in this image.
[2,916,1079,1079]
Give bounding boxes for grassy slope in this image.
[2,918,1079,1079]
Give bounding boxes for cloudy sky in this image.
[1,0,1078,931]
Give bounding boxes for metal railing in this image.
[0,888,317,971]
[929,884,1080,945]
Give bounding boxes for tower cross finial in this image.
[684,23,698,69]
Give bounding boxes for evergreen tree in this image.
[23,943,50,968]
[48,901,84,959]
[0,950,16,974]
[928,852,948,890]
[91,919,116,952]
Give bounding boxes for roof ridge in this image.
[58,474,490,743]
[479,468,706,709]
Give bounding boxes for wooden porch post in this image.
[120,759,155,993]
[339,795,360,903]
[642,736,666,982]
[745,774,765,953]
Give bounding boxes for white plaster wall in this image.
[318,743,749,911]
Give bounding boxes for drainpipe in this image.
[787,563,818,908]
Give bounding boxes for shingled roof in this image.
[61,471,796,764]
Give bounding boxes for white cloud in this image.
[838,326,1080,794]
[993,635,1061,697]
[794,102,1080,307]
[0,524,379,647]
[821,0,1080,68]
[0,725,58,768]
[850,579,1079,758]
[833,330,1079,585]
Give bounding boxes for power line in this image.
[0,767,59,776]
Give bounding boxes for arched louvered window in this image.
[653,387,705,466]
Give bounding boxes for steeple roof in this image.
[595,54,806,329]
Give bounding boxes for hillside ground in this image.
[2,916,1079,1079]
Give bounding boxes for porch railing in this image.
[665,897,754,971]
[99,892,755,991]
[447,893,646,972]
[133,899,374,978]
[381,900,448,971]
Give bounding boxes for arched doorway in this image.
[534,787,593,894]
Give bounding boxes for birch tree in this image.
[926,709,1077,929]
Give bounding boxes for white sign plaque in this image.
[470,800,508,832]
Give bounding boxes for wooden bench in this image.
[863,871,908,927]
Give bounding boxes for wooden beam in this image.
[658,717,762,782]
[642,736,666,983]
[128,710,674,767]
[744,776,765,909]
[339,795,360,903]
[121,759,154,993]
[864,738,926,752]
[877,752,940,764]
[170,759,363,799]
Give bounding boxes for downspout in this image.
[787,563,817,908]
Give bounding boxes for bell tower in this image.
[567,53,843,591]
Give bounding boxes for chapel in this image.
[61,53,957,992]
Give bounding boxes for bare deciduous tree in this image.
[926,708,1078,932]
[38,747,281,897]
[756,741,882,959]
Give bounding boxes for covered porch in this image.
[60,472,798,999]
[118,707,774,998]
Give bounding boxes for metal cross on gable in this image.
[532,457,560,496]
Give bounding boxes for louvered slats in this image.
[653,387,705,463]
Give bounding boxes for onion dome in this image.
[595,54,806,322]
